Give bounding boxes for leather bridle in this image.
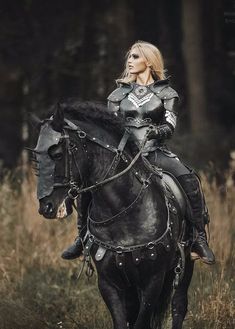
[60,119,162,200]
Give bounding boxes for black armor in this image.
[108,78,178,150]
[62,78,215,265]
[106,78,215,265]
[34,121,62,199]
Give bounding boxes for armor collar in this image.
[118,76,170,91]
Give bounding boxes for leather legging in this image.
[146,148,192,177]
[147,148,208,226]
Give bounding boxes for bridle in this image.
[35,118,184,288]
[61,120,174,253]
[60,119,162,200]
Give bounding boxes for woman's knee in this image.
[156,153,191,177]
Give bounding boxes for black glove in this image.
[146,125,159,140]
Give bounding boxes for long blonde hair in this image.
[118,41,167,84]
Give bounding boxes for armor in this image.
[34,121,62,199]
[107,78,179,150]
[62,78,215,265]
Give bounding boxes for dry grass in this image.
[0,169,234,329]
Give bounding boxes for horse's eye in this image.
[48,145,63,160]
[53,152,63,160]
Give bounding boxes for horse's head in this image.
[32,104,83,219]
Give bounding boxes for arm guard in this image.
[147,96,179,140]
[158,97,179,139]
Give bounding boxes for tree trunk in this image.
[182,0,208,133]
[0,64,23,169]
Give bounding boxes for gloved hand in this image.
[146,125,159,140]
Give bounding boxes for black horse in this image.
[32,100,194,329]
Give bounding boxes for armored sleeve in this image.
[154,86,179,140]
[157,96,179,139]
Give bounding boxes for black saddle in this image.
[162,171,192,222]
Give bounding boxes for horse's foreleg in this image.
[125,286,140,328]
[171,256,194,329]
[134,272,165,329]
[98,277,128,329]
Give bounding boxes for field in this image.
[0,170,234,329]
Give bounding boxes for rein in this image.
[64,120,159,199]
[59,119,181,279]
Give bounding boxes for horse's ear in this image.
[51,103,64,132]
[28,112,43,130]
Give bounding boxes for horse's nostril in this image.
[45,203,53,214]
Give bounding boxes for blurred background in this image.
[0,0,234,173]
[0,1,234,329]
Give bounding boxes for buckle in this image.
[143,180,150,188]
[68,187,79,199]
[78,131,86,139]
[116,246,124,253]
[147,242,155,249]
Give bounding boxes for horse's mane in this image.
[56,99,126,139]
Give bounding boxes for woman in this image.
[62,41,215,265]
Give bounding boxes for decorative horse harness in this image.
[34,118,185,287]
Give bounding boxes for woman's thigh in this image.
[148,150,191,178]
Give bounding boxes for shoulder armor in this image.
[149,83,179,100]
[107,83,133,102]
[158,86,179,100]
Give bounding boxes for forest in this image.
[0,1,234,329]
[0,0,234,172]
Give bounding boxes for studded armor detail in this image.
[107,78,179,148]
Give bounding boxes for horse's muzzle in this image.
[39,201,57,219]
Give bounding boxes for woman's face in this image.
[127,47,149,75]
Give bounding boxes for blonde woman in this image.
[62,41,215,265]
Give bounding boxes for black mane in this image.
[56,99,126,138]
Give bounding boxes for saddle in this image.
[162,171,188,219]
[162,171,193,245]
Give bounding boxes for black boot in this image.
[61,193,91,260]
[190,222,215,264]
[177,174,215,265]
[61,234,84,260]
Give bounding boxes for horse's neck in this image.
[88,142,167,225]
[85,132,139,214]
[90,173,168,244]
[83,127,168,242]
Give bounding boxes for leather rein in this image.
[61,119,162,200]
[55,119,183,286]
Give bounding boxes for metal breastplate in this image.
[119,83,164,146]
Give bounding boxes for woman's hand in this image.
[146,125,159,140]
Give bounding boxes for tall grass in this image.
[0,170,234,329]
